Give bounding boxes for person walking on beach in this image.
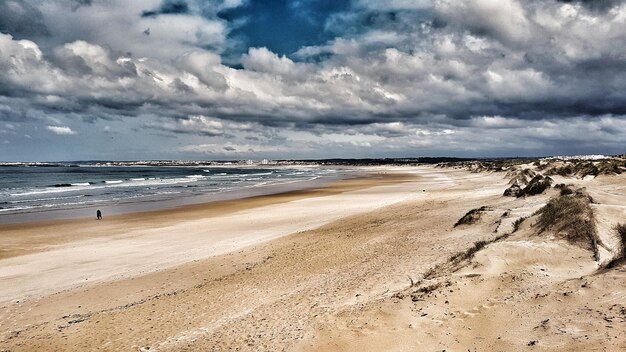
[96,209,102,220]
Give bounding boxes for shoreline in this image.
[0,169,358,225]
[0,172,414,260]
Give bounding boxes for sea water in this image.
[0,164,342,216]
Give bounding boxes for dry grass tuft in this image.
[454,206,489,227]
[616,223,626,244]
[450,240,488,263]
[449,233,510,265]
[535,193,600,260]
[518,175,552,197]
[506,168,536,185]
[512,216,527,233]
[606,223,626,268]
[597,160,625,175]
[503,184,522,197]
[554,183,575,196]
[545,159,625,178]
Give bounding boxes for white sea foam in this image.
[8,176,203,197]
[209,174,241,179]
[0,206,35,212]
[0,199,107,212]
[10,187,84,197]
[8,195,85,204]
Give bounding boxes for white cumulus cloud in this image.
[46,125,76,135]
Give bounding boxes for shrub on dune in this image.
[512,216,527,233]
[597,160,623,175]
[518,175,552,197]
[454,206,489,227]
[535,193,600,260]
[503,184,522,197]
[606,223,626,268]
[554,183,574,196]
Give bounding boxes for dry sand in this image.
[1,166,625,351]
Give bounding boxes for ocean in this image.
[0,164,345,220]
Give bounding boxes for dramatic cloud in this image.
[0,0,625,160]
[145,115,255,136]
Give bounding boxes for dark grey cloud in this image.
[142,0,190,17]
[70,0,92,11]
[0,1,49,38]
[556,0,622,11]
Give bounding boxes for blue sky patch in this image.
[219,0,351,59]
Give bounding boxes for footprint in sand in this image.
[598,291,626,304]
[456,302,498,320]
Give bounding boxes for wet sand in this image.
[0,173,413,260]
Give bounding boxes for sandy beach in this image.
[1,165,625,351]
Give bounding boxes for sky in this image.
[0,0,625,161]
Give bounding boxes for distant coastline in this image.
[1,155,621,168]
